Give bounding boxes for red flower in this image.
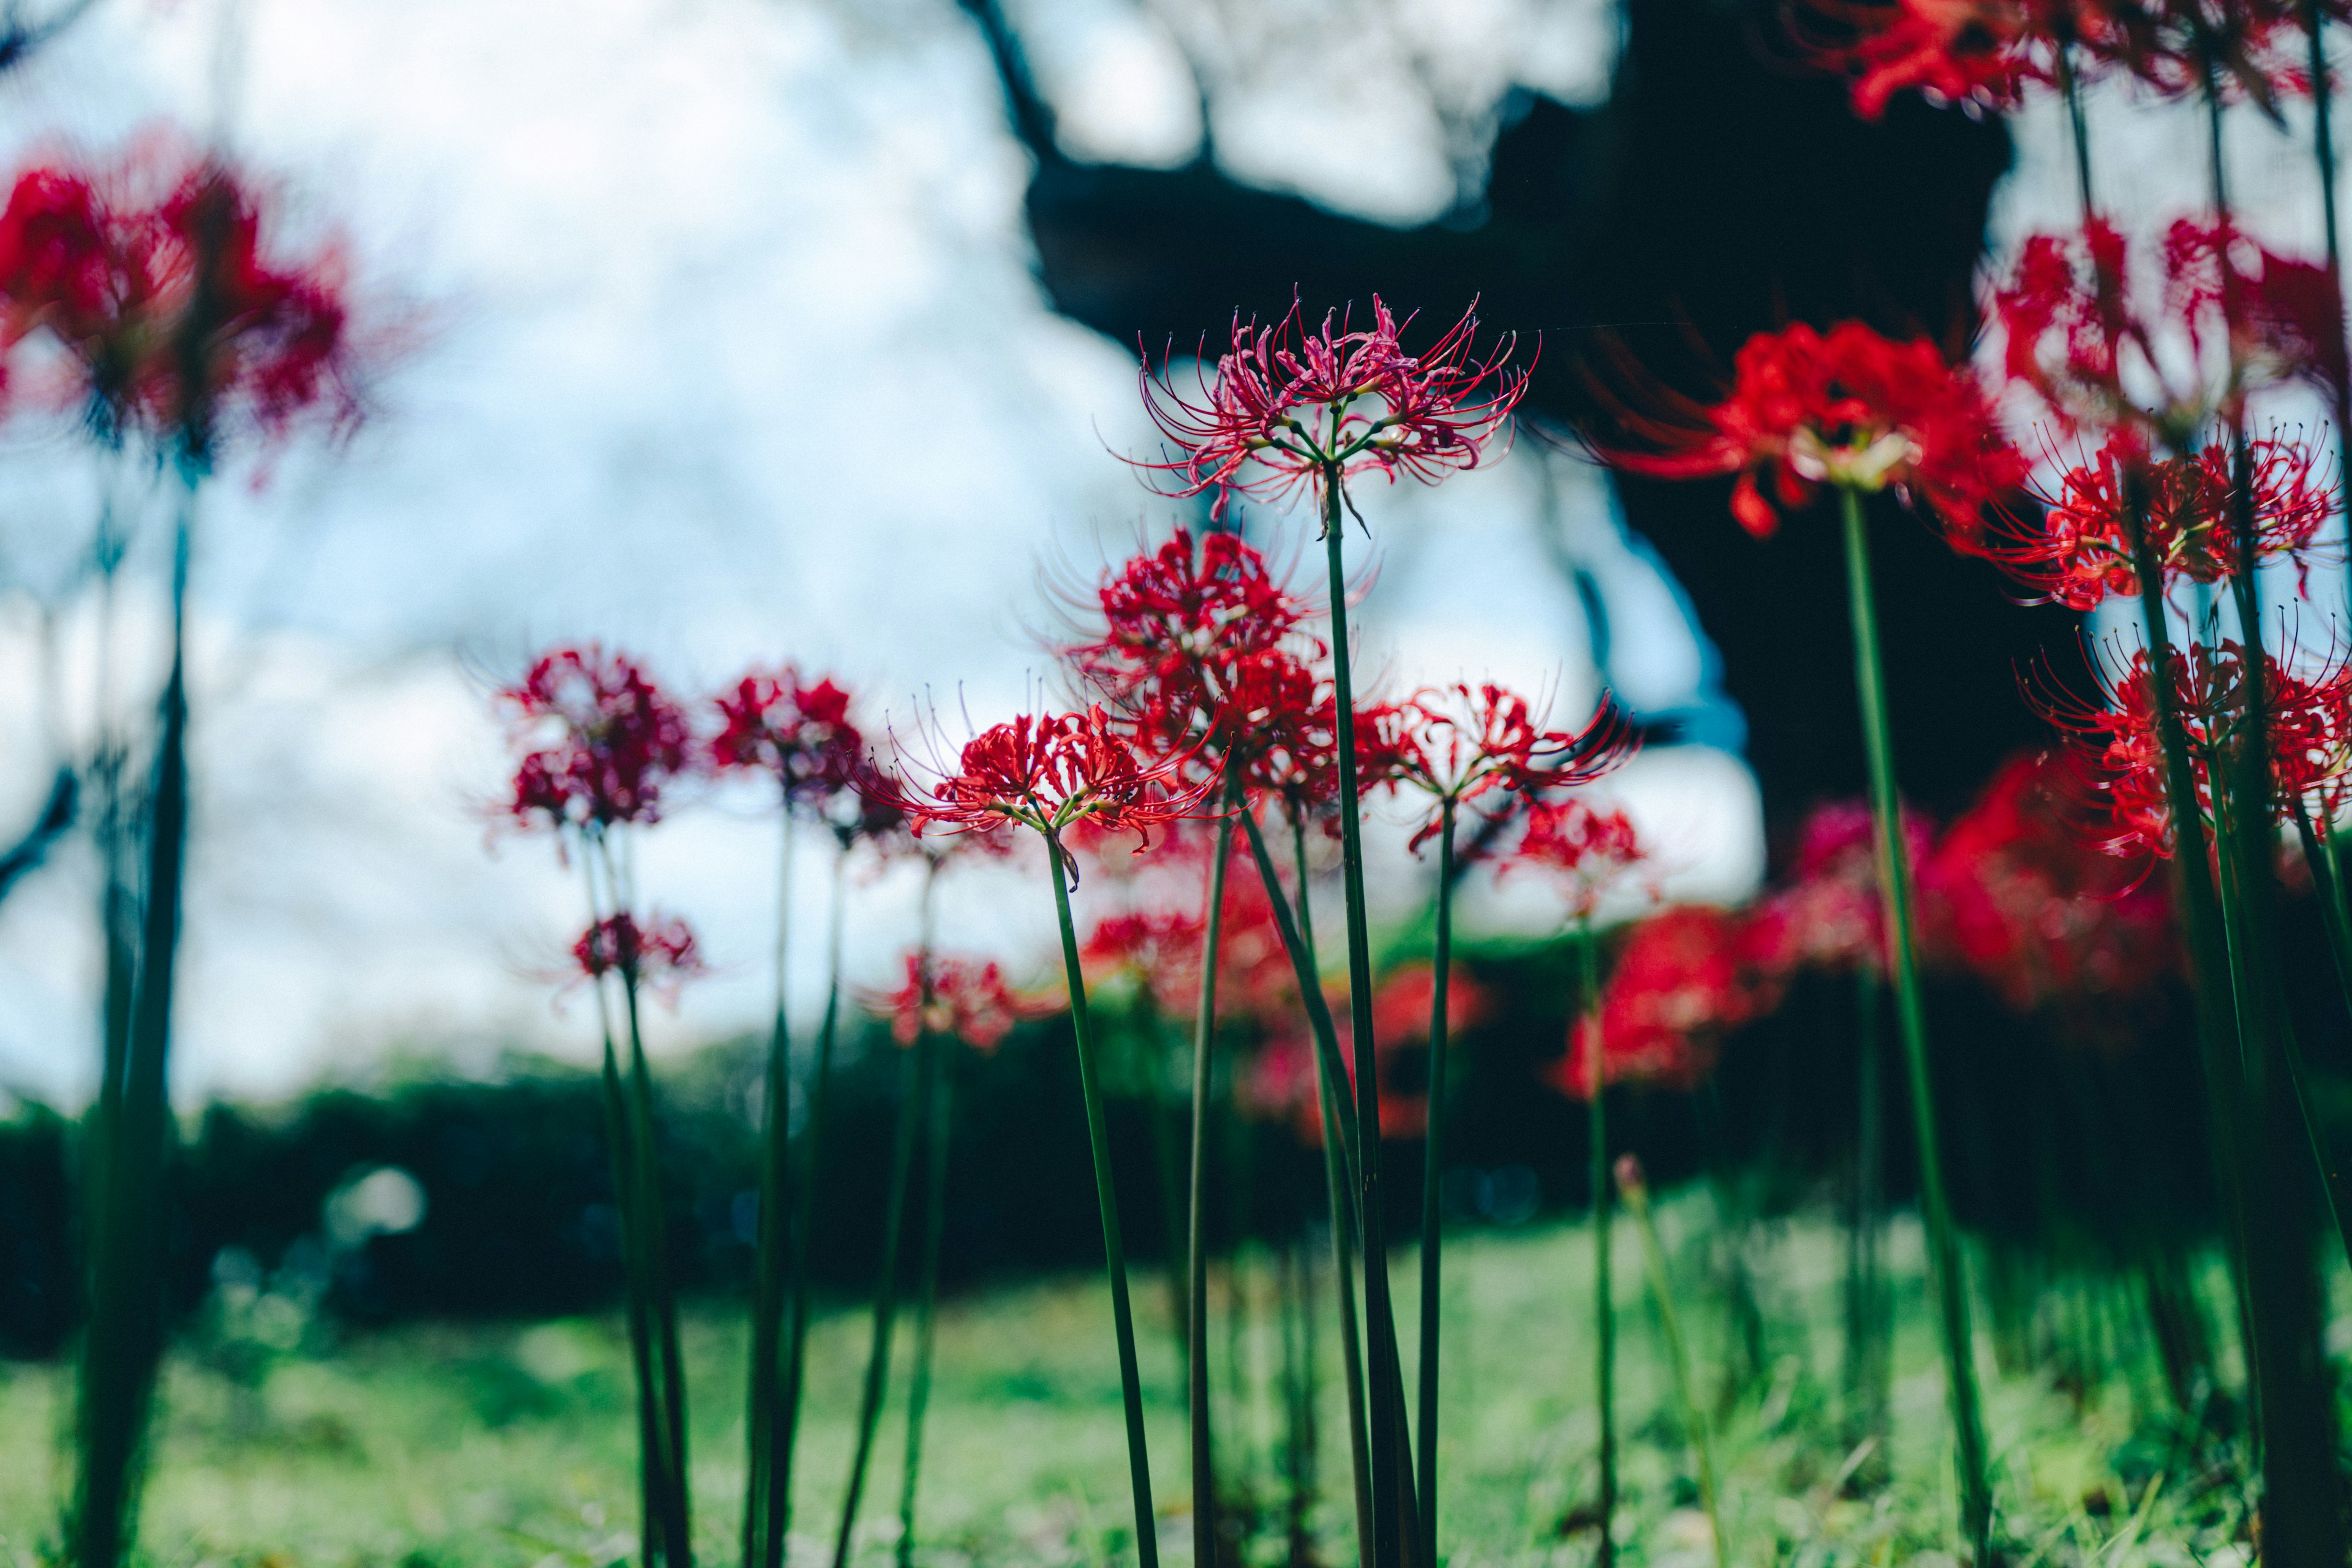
[1331,961,1492,1138]
[1918,753,2176,1030]
[711,668,865,807]
[871,952,1044,1052]
[1988,432,2334,610]
[1995,216,2343,441]
[904,706,1216,865]
[1738,799,1935,980]
[573,912,704,994]
[0,144,360,456]
[1807,0,2050,119]
[1593,321,2024,545]
[1509,795,1647,922]
[1080,826,1298,1020]
[500,646,692,834]
[2030,637,2352,859]
[1382,683,1637,853]
[1138,296,1529,523]
[1551,905,1758,1099]
[1068,529,1311,712]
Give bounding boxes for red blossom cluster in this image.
[1509,794,1648,922]
[1995,216,2345,442]
[710,667,870,809]
[1813,0,2331,121]
[1594,320,2024,544]
[0,143,359,456]
[1920,754,2176,1027]
[1740,801,1935,979]
[1139,296,1528,523]
[2035,638,2352,858]
[500,646,693,834]
[572,911,704,992]
[1080,827,1295,1020]
[1373,682,1637,852]
[1245,960,1490,1140]
[1552,906,1765,1099]
[904,706,1215,865]
[873,952,1044,1052]
[1989,432,2334,609]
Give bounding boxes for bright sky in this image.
[9,0,2313,1108]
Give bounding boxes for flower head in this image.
[1739,799,1934,979]
[1592,320,2023,543]
[1551,905,1759,1099]
[500,646,692,834]
[904,706,1215,872]
[711,667,865,809]
[1138,297,1529,525]
[1509,795,1647,922]
[573,912,704,998]
[1382,684,1638,853]
[872,952,1045,1052]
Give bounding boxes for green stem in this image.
[1049,834,1162,1568]
[1618,1170,1725,1568]
[746,810,796,1568]
[1843,965,1888,1467]
[622,968,693,1567]
[897,1044,956,1568]
[780,853,853,1539]
[2282,809,2352,1272]
[1414,798,1457,1568]
[1322,470,1412,1568]
[1238,810,1362,1196]
[1581,923,1614,1568]
[1837,486,1990,1560]
[831,1029,933,1568]
[1189,791,1240,1565]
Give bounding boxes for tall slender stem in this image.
[831,1029,933,1568]
[780,853,853,1538]
[1618,1167,1726,1568]
[897,1041,956,1568]
[620,965,693,1568]
[746,808,796,1568]
[1843,964,1888,1469]
[1321,473,1411,1568]
[1189,791,1240,1565]
[1836,487,1991,1561]
[1580,922,1615,1568]
[1049,837,1161,1568]
[1413,798,1457,1568]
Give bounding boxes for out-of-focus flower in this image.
[1995,216,2345,443]
[710,668,863,804]
[1509,794,1647,922]
[573,912,704,997]
[1080,827,1297,1019]
[871,952,1048,1052]
[1591,320,2024,545]
[500,646,692,834]
[1138,296,1529,523]
[1803,0,2051,119]
[1335,961,1493,1137]
[1738,800,1935,981]
[903,707,1215,872]
[1382,683,1638,853]
[0,143,361,459]
[1920,753,2176,1033]
[2030,636,2352,859]
[1989,432,2335,609]
[1552,905,1760,1099]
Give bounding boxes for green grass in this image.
[0,1195,2299,1567]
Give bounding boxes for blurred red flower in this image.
[1509,794,1646,922]
[1738,799,1935,981]
[872,952,1047,1052]
[1553,905,1760,1099]
[501,646,692,834]
[573,912,704,996]
[1138,296,1529,522]
[710,667,865,807]
[1381,683,1637,853]
[1593,320,2022,545]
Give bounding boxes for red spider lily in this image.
[2030,636,2352,858]
[1739,799,1937,980]
[1593,321,2024,545]
[1509,795,1648,922]
[1333,962,1493,1138]
[1066,529,1314,718]
[1919,753,2177,1028]
[1996,216,2345,442]
[1803,0,2054,119]
[903,706,1215,870]
[1988,432,2335,609]
[1382,684,1640,853]
[1551,905,1761,1099]
[500,646,692,834]
[1080,827,1297,1019]
[0,144,359,457]
[870,952,1048,1052]
[1137,296,1529,524]
[711,666,865,807]
[573,912,705,996]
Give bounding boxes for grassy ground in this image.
[0,1194,2300,1568]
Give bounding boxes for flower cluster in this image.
[1990,432,2334,609]
[572,912,704,993]
[1740,800,1935,979]
[1374,683,1638,852]
[1594,320,2024,544]
[905,707,1215,867]
[1139,296,1528,524]
[1551,906,1764,1099]
[501,646,693,834]
[874,953,1042,1052]
[0,143,359,457]
[1509,794,1647,922]
[710,667,870,811]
